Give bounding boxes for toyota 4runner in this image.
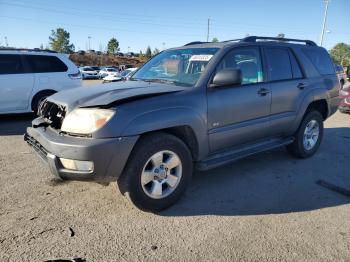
[25,36,341,212]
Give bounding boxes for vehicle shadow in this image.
[0,113,35,136]
[162,127,350,217]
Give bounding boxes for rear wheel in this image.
[287,111,324,158]
[117,133,193,212]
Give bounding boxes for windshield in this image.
[132,48,219,87]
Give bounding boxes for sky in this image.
[0,0,349,53]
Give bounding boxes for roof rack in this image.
[240,36,317,46]
[184,41,209,46]
[0,47,58,53]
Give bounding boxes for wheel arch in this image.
[31,89,57,110]
[291,89,329,133]
[121,107,209,160]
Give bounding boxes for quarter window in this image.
[0,54,25,74]
[303,48,335,75]
[25,55,68,73]
[265,48,293,81]
[216,48,264,85]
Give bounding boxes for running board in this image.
[197,137,294,171]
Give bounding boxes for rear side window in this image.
[265,48,293,81]
[25,55,68,73]
[303,48,335,75]
[0,54,25,74]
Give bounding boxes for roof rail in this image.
[221,38,242,43]
[0,47,58,53]
[241,36,317,46]
[184,41,209,46]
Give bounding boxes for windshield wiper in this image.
[139,78,192,87]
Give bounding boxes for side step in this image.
[196,137,294,171]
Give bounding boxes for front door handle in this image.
[297,83,308,90]
[257,88,270,96]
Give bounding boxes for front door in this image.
[207,47,271,152]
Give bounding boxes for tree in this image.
[107,37,119,54]
[145,46,152,58]
[212,37,219,43]
[153,48,160,56]
[330,43,350,66]
[49,28,75,53]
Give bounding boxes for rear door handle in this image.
[297,83,308,90]
[257,88,270,96]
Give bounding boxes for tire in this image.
[32,91,55,115]
[287,111,324,158]
[117,133,193,212]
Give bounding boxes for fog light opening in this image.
[60,158,94,172]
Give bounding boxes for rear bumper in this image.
[339,105,350,113]
[83,74,99,79]
[328,96,342,116]
[25,127,138,182]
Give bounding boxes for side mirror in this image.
[211,69,242,87]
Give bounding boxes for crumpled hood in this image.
[47,81,186,112]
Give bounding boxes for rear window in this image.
[265,48,293,81]
[0,54,25,74]
[303,48,335,75]
[25,55,68,73]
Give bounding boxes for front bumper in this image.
[25,127,138,182]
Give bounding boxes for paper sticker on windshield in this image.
[189,55,213,62]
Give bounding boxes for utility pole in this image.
[319,0,330,46]
[206,18,210,42]
[4,36,8,47]
[88,36,91,50]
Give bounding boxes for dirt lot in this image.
[0,110,350,261]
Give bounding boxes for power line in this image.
[0,1,207,29]
[0,15,204,38]
[2,0,208,23]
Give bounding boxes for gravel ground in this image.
[0,111,350,261]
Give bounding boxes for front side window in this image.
[216,48,264,85]
[26,55,68,73]
[265,48,293,81]
[132,48,219,87]
[0,54,25,75]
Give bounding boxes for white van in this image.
[0,49,82,114]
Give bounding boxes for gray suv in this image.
[25,36,341,212]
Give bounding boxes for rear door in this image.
[24,54,69,92]
[0,54,35,112]
[207,47,271,152]
[263,47,306,136]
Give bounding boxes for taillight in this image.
[68,71,82,80]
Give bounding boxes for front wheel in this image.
[117,133,193,212]
[287,111,324,158]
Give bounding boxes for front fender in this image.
[121,107,209,159]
